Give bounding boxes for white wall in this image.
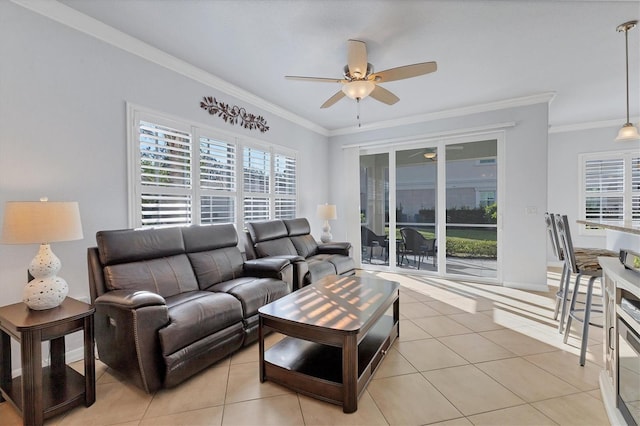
[548,124,640,250]
[0,2,329,368]
[329,103,550,290]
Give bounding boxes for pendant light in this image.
[615,20,639,141]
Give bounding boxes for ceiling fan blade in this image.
[371,61,437,83]
[369,85,399,105]
[285,75,345,83]
[347,39,368,79]
[320,91,346,108]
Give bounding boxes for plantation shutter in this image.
[243,146,271,221]
[138,120,192,226]
[584,158,624,224]
[199,135,236,224]
[632,157,640,223]
[274,153,297,219]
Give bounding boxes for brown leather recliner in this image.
[245,218,355,289]
[87,223,292,393]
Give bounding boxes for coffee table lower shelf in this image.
[262,315,398,411]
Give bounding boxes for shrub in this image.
[445,237,497,258]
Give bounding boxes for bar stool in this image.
[554,214,604,366]
[545,212,616,334]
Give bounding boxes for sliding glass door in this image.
[396,147,438,272]
[360,153,389,266]
[359,136,500,281]
[444,140,498,278]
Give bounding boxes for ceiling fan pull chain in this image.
[357,98,361,127]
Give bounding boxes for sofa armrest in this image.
[95,289,166,309]
[244,258,294,290]
[94,290,169,393]
[317,241,352,256]
[244,257,290,274]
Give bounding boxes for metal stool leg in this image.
[554,263,568,320]
[563,273,582,344]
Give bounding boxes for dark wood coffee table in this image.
[258,274,399,413]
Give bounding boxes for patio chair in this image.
[361,226,388,262]
[400,227,436,269]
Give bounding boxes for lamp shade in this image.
[317,204,337,221]
[1,200,83,245]
[615,123,640,141]
[342,80,375,100]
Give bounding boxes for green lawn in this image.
[387,226,497,258]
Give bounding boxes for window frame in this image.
[578,149,639,235]
[127,104,298,229]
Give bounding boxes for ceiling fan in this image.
[285,39,437,109]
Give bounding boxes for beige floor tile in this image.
[395,338,468,371]
[447,312,505,332]
[230,333,284,365]
[427,417,474,426]
[298,391,387,425]
[411,315,474,337]
[399,302,442,318]
[476,357,580,402]
[0,402,23,426]
[524,350,600,391]
[57,380,153,425]
[587,389,603,401]
[425,300,469,315]
[531,392,610,426]
[480,328,559,356]
[372,346,418,378]
[400,288,436,302]
[399,318,433,341]
[221,394,304,425]
[423,364,524,415]
[438,333,516,363]
[144,364,228,418]
[367,373,462,425]
[139,406,223,425]
[467,404,557,425]
[225,361,293,404]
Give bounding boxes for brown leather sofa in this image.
[87,223,292,393]
[245,218,356,289]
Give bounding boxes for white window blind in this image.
[138,120,193,226]
[199,135,236,224]
[274,153,297,219]
[129,105,297,229]
[580,152,639,231]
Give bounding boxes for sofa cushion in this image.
[290,234,319,258]
[104,254,199,297]
[254,238,299,258]
[306,257,337,283]
[188,247,245,290]
[326,254,356,275]
[247,220,288,242]
[97,227,185,266]
[181,223,238,252]
[159,291,243,356]
[208,277,289,318]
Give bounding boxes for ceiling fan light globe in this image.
[615,123,640,141]
[342,80,375,100]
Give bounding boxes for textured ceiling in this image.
[58,0,640,132]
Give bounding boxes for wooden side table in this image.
[0,297,95,426]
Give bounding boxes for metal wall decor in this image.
[200,96,269,133]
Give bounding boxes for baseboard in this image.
[502,280,549,292]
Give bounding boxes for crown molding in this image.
[328,92,557,137]
[549,117,640,133]
[11,0,330,136]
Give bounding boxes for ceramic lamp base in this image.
[23,276,69,310]
[320,220,333,243]
[24,243,68,310]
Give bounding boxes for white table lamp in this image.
[1,198,83,310]
[317,203,337,243]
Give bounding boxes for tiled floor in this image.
[0,269,611,425]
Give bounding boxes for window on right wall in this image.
[580,150,640,233]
